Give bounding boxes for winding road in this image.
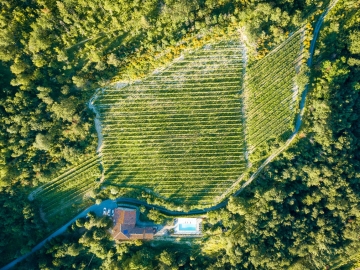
[235,0,338,196]
[0,198,226,270]
[0,2,339,269]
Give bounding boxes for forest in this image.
[1,0,359,269]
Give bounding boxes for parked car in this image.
[103,207,106,215]
[107,209,111,216]
[111,209,114,216]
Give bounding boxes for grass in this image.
[97,40,247,206]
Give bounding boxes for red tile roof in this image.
[111,208,154,241]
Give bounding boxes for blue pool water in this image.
[179,224,196,231]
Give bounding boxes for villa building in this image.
[110,208,154,241]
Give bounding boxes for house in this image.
[111,208,154,241]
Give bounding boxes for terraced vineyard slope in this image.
[244,28,305,161]
[29,156,101,223]
[96,40,247,206]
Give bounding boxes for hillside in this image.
[97,40,246,206]
[1,0,359,269]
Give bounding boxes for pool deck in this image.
[174,218,202,235]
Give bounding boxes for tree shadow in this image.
[103,160,139,187]
[165,183,218,209]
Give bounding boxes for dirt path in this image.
[88,89,106,181]
[238,27,257,55]
[88,90,104,154]
[87,83,128,181]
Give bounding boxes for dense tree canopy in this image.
[1,0,359,269]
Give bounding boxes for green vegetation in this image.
[0,191,46,265]
[36,23,312,213]
[2,0,360,269]
[97,40,246,206]
[244,28,305,162]
[17,213,209,269]
[30,156,101,228]
[202,1,360,268]
[96,26,309,205]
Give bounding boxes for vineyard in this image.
[31,156,101,221]
[30,30,307,211]
[244,28,305,160]
[96,40,247,206]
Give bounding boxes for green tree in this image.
[159,250,175,267]
[33,133,51,151]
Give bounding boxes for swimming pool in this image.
[174,218,200,234]
[179,224,197,231]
